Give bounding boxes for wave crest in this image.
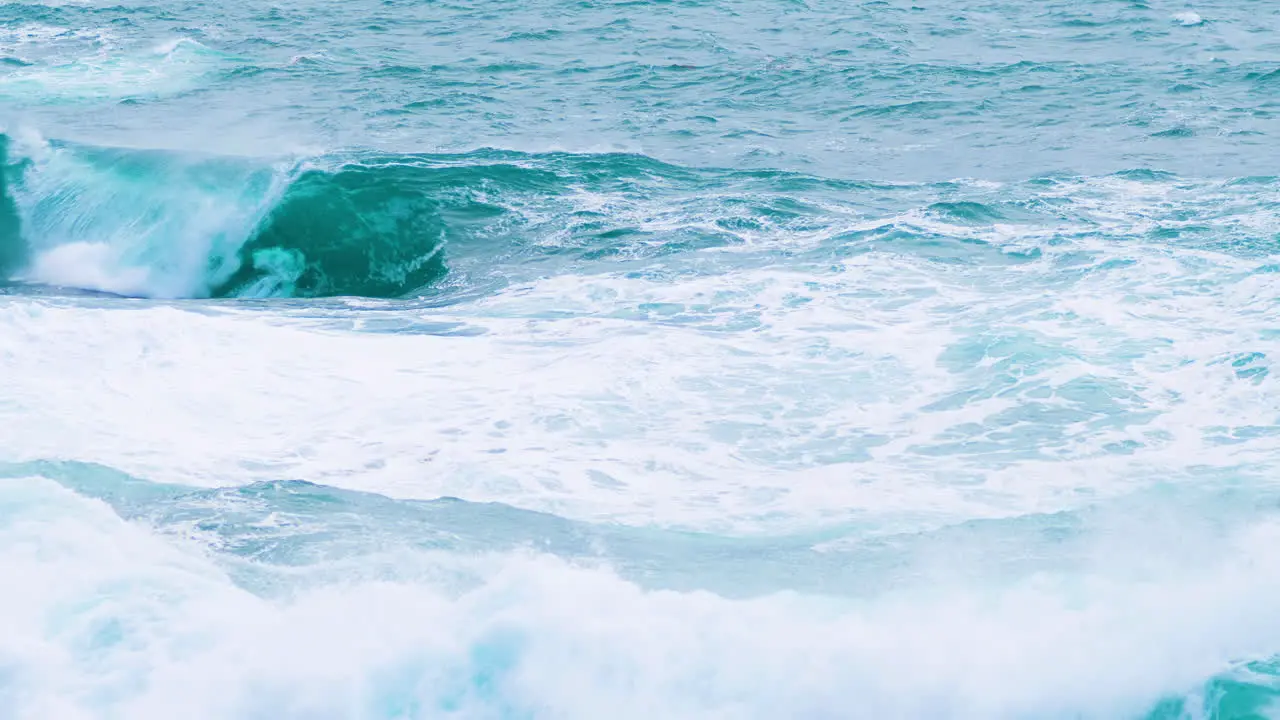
[0,135,556,299]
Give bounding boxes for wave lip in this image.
[2,133,284,298]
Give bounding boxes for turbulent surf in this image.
[4,0,1280,718]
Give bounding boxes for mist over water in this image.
[3,0,1280,717]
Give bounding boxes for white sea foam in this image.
[1,473,1279,719]
[0,34,224,100]
[22,242,152,296]
[3,169,1279,533]
[1,213,1278,533]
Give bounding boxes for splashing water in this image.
[3,0,1280,717]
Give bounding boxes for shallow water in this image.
[3,0,1280,717]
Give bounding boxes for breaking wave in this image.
[0,134,542,298]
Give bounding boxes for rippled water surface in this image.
[3,0,1280,717]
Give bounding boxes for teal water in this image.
[4,0,1280,718]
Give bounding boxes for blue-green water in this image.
[4,0,1280,717]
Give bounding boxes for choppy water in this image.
[3,0,1280,717]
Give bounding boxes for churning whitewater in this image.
[4,0,1280,717]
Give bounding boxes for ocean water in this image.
[3,0,1280,717]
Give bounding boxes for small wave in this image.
[925,200,1005,224]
